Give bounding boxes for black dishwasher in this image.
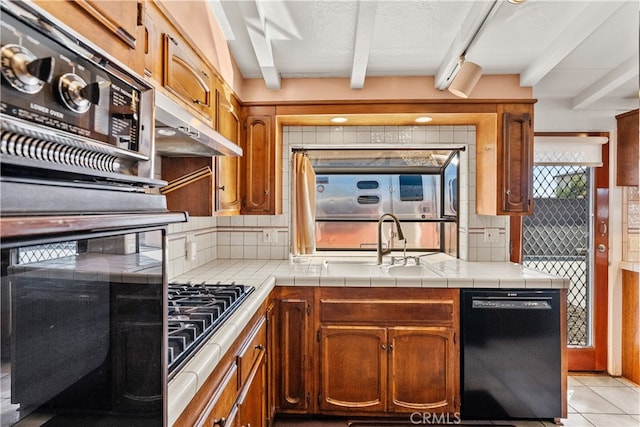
[461,289,563,420]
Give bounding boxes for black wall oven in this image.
[0,1,188,425]
[1,216,184,426]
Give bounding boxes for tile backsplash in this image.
[623,186,640,262]
[165,125,509,279]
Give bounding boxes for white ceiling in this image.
[209,0,639,131]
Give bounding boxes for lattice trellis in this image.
[18,242,77,264]
[523,166,591,347]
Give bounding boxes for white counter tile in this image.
[167,372,197,426]
[167,256,568,425]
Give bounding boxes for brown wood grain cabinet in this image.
[476,103,534,215]
[274,291,313,413]
[320,325,387,412]
[616,109,639,186]
[317,288,460,416]
[216,81,242,215]
[241,106,281,215]
[35,1,144,74]
[143,1,215,122]
[162,32,214,121]
[622,270,639,385]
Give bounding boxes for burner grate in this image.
[167,282,253,377]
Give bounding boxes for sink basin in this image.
[322,260,380,276]
[383,264,442,277]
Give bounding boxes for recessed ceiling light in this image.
[507,0,527,4]
[330,117,348,123]
[415,116,433,123]
[157,128,177,136]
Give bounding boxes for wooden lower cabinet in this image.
[274,290,313,413]
[622,270,640,385]
[274,286,460,418]
[319,325,458,414]
[320,326,387,412]
[174,310,268,427]
[237,351,267,427]
[388,326,457,412]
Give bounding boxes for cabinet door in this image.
[319,326,387,412]
[34,1,143,74]
[500,109,533,214]
[163,33,213,121]
[237,351,266,427]
[616,109,639,186]
[241,107,279,214]
[388,326,459,413]
[216,87,242,215]
[277,299,311,412]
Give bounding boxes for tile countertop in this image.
[167,254,569,424]
[620,261,640,273]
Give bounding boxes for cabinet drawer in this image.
[198,363,238,427]
[320,299,455,325]
[237,316,266,388]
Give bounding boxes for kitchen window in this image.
[294,149,460,254]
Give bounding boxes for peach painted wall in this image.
[158,0,244,93]
[239,74,532,103]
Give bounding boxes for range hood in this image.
[154,90,243,157]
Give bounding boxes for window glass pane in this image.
[399,175,423,201]
[357,180,379,190]
[315,221,440,251]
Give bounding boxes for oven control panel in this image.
[0,4,150,157]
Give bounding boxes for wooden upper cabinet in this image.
[500,109,533,213]
[477,103,534,215]
[163,33,213,121]
[216,82,242,215]
[34,0,144,73]
[616,109,639,186]
[142,1,214,122]
[241,106,281,215]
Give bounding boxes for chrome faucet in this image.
[377,213,406,265]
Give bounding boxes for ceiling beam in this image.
[350,1,378,89]
[520,2,625,87]
[571,54,639,110]
[238,0,281,89]
[434,1,499,90]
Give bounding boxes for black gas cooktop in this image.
[167,282,254,377]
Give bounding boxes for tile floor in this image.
[273,375,640,427]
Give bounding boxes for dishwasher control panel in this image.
[472,299,551,309]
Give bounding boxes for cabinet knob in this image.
[218,185,226,191]
[254,343,264,350]
[213,417,226,427]
[381,344,386,351]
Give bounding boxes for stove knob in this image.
[57,73,102,113]
[1,44,54,94]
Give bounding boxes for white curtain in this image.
[291,152,316,255]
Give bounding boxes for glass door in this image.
[518,136,609,371]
